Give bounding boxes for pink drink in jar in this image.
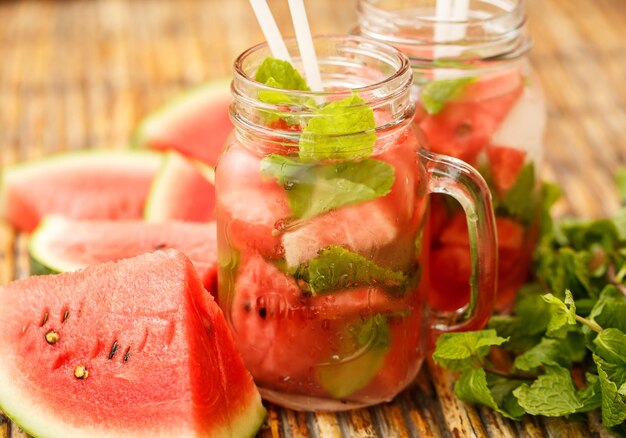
[216,36,497,411]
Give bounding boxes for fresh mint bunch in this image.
[432,171,626,435]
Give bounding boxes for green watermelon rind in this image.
[0,345,267,438]
[28,216,91,275]
[0,390,266,438]
[131,78,232,150]
[143,151,215,222]
[227,392,267,438]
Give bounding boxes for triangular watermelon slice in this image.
[144,152,216,222]
[0,250,266,437]
[29,216,219,293]
[0,150,162,232]
[134,78,233,166]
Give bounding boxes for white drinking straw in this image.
[287,0,323,92]
[248,0,292,62]
[434,0,470,76]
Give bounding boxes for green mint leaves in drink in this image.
[255,57,310,99]
[431,170,626,433]
[419,77,476,115]
[496,162,538,224]
[255,57,378,161]
[292,245,407,294]
[299,93,377,161]
[260,154,394,219]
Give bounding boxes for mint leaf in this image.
[577,373,602,413]
[513,365,584,416]
[260,154,394,219]
[454,368,524,420]
[293,245,407,294]
[542,291,577,337]
[594,355,626,428]
[587,286,626,335]
[255,57,310,93]
[299,94,377,161]
[432,329,509,372]
[419,77,476,115]
[488,284,551,353]
[498,162,537,223]
[540,182,561,237]
[513,332,586,372]
[593,328,626,366]
[317,314,390,398]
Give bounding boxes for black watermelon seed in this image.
[123,347,131,363]
[108,341,118,360]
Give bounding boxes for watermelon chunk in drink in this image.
[417,66,544,312]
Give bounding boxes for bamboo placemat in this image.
[0,0,625,436]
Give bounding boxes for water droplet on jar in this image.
[283,179,295,190]
[274,218,288,232]
[322,319,330,330]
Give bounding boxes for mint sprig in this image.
[292,245,407,294]
[432,170,626,433]
[260,154,394,220]
[299,93,377,161]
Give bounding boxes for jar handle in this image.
[422,148,498,334]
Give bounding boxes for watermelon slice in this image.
[144,152,216,222]
[29,216,219,293]
[486,144,527,197]
[134,78,233,166]
[416,69,524,165]
[0,150,162,232]
[228,253,406,396]
[0,250,266,437]
[281,200,398,267]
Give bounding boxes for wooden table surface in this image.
[0,0,625,437]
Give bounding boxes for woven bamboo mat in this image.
[0,0,625,437]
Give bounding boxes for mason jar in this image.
[355,0,547,312]
[215,35,498,411]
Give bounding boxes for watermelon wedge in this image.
[0,150,162,232]
[29,216,219,293]
[134,78,233,166]
[144,152,216,222]
[0,250,266,438]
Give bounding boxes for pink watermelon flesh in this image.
[30,217,219,294]
[144,152,216,222]
[216,146,290,258]
[416,69,524,165]
[228,253,405,395]
[137,79,233,166]
[0,250,265,438]
[1,150,162,232]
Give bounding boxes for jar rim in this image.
[230,35,416,157]
[232,35,413,100]
[356,0,530,61]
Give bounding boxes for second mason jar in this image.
[356,0,547,312]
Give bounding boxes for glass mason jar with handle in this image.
[355,0,546,313]
[216,36,497,411]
